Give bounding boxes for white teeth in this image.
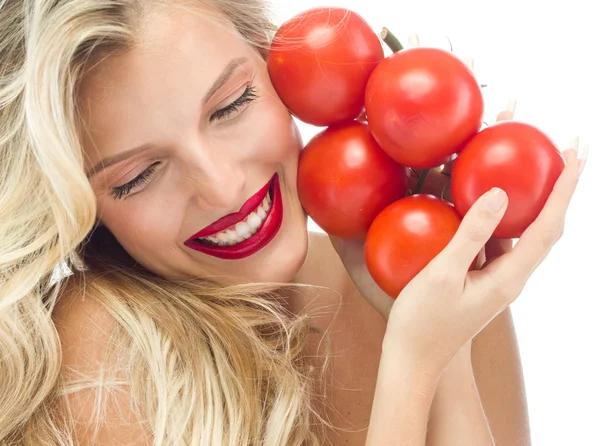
[235,221,252,237]
[196,190,273,247]
[247,213,262,230]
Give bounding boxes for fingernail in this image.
[483,188,508,212]
[507,99,517,114]
[496,111,513,121]
[569,136,580,158]
[578,144,589,178]
[496,100,517,122]
[464,56,475,70]
[407,32,420,47]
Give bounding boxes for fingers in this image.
[496,100,517,122]
[435,187,509,273]
[578,142,589,178]
[432,100,515,273]
[478,138,585,301]
[463,56,475,70]
[407,32,420,47]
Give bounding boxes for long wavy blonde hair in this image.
[0,0,334,444]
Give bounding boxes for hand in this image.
[385,139,585,373]
[330,101,518,322]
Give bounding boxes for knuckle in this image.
[541,221,565,245]
[425,261,460,288]
[463,223,490,243]
[485,272,522,306]
[486,275,513,305]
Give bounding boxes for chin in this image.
[228,203,308,286]
[257,224,309,284]
[189,164,309,286]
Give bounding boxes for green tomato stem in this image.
[441,177,450,201]
[381,27,404,53]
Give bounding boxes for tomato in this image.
[267,7,384,127]
[365,47,484,169]
[365,195,464,298]
[297,121,410,238]
[451,121,565,239]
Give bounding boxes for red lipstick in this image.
[184,173,283,260]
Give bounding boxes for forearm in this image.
[426,342,495,446]
[471,307,531,446]
[366,335,440,446]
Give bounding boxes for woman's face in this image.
[79,5,308,284]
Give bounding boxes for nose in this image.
[182,145,246,212]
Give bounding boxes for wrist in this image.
[381,329,442,394]
[367,345,440,446]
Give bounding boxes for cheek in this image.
[230,59,302,166]
[101,198,182,252]
[251,96,302,163]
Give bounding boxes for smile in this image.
[184,173,283,260]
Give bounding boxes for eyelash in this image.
[210,84,258,122]
[110,85,258,200]
[111,162,160,200]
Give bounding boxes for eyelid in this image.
[207,68,256,113]
[111,161,161,199]
[112,161,154,187]
[209,82,249,115]
[210,84,258,122]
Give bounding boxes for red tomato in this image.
[298,121,410,238]
[365,47,484,169]
[451,121,565,239]
[267,8,384,127]
[365,195,463,298]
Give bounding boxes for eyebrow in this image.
[86,56,250,178]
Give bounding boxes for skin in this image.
[80,4,308,285]
[56,4,530,445]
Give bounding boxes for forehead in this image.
[78,3,254,168]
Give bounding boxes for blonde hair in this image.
[0,0,334,444]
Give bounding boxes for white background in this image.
[272,1,599,444]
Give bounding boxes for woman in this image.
[0,0,585,444]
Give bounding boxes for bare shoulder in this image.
[52,276,151,445]
[53,276,119,375]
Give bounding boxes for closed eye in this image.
[210,84,258,122]
[111,161,160,200]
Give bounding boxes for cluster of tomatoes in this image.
[267,7,565,298]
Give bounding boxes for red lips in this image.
[188,176,272,239]
[184,173,284,260]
